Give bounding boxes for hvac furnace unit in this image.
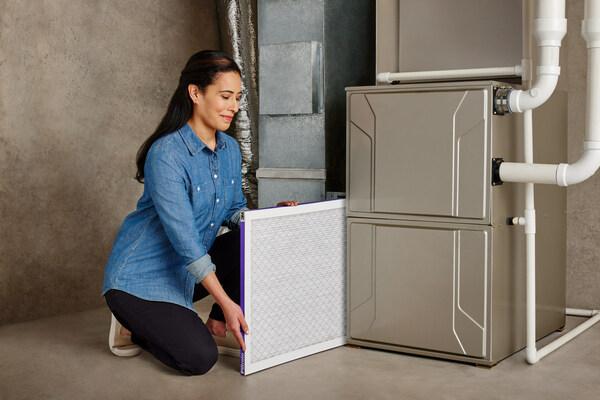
[345,81,566,365]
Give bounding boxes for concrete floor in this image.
[0,306,599,400]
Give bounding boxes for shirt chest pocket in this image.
[190,180,212,214]
[224,176,236,208]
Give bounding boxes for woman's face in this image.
[190,71,242,133]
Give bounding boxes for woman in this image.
[102,50,297,375]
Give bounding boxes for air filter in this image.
[239,199,346,375]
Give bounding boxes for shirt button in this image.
[213,174,218,179]
[197,186,200,192]
[231,179,234,184]
[216,198,220,203]
[210,223,214,227]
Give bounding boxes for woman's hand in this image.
[221,299,249,352]
[206,318,227,337]
[200,272,249,351]
[276,200,299,207]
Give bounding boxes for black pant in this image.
[105,229,240,375]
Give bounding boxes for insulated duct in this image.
[217,0,259,208]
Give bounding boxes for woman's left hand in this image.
[276,200,300,207]
[221,300,249,352]
[206,318,227,337]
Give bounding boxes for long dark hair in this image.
[135,50,241,183]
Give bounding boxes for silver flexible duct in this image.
[216,0,259,208]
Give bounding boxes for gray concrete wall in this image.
[566,0,600,309]
[0,0,220,325]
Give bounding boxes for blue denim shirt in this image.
[102,123,248,311]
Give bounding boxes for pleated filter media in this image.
[239,199,346,375]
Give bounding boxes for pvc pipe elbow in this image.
[526,348,539,365]
[557,147,600,186]
[509,72,559,112]
[376,72,390,83]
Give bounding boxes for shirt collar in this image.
[178,122,227,156]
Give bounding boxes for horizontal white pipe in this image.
[533,310,600,363]
[376,66,522,84]
[566,308,600,317]
[499,162,558,184]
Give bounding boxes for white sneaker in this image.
[108,313,142,357]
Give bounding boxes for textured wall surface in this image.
[566,0,600,309]
[0,0,220,325]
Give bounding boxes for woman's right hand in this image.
[221,299,249,352]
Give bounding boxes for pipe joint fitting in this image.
[521,58,532,82]
[557,163,569,187]
[524,209,536,235]
[376,72,390,83]
[533,18,567,46]
[582,19,600,48]
[536,65,561,76]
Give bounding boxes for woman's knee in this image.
[175,343,218,376]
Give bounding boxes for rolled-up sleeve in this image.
[145,148,215,283]
[222,147,249,230]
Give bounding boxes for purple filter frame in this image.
[239,220,245,374]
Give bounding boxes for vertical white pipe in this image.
[522,0,600,365]
[586,48,600,142]
[521,1,539,364]
[585,0,600,18]
[536,0,565,18]
[523,110,539,364]
[522,0,533,85]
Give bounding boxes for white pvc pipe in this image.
[519,107,600,366]
[499,162,558,184]
[522,109,539,365]
[500,0,600,187]
[376,66,522,84]
[508,0,566,113]
[521,0,600,365]
[535,310,600,362]
[557,148,600,186]
[508,72,560,112]
[556,46,600,185]
[585,48,600,142]
[566,308,600,317]
[525,228,538,364]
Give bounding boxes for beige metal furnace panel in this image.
[348,219,488,358]
[348,87,488,220]
[375,0,522,79]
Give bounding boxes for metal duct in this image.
[217,0,259,208]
